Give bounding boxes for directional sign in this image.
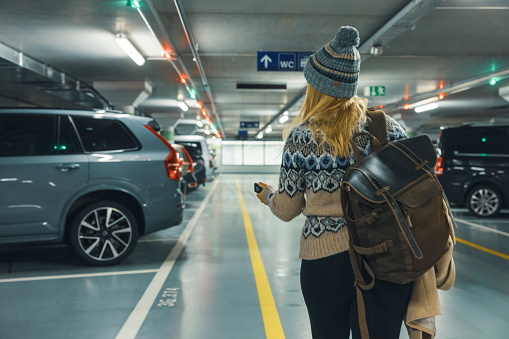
[257,51,313,72]
[240,121,260,129]
[364,86,386,96]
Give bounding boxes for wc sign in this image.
[257,51,312,72]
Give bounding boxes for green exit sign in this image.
[364,86,386,96]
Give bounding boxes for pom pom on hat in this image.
[335,26,360,48]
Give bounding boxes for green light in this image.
[127,1,141,9]
[188,88,196,99]
[482,137,486,142]
[490,78,497,86]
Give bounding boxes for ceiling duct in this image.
[236,83,287,90]
[0,41,109,109]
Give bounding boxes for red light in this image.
[435,156,444,175]
[163,50,175,60]
[179,75,187,84]
[197,101,203,109]
[379,105,384,109]
[201,109,207,116]
[439,80,444,89]
[181,147,194,173]
[438,93,445,100]
[404,104,410,110]
[144,125,181,181]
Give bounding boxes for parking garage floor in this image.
[1,173,508,339]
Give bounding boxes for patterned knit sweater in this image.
[263,114,408,260]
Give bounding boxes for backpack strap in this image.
[366,109,388,151]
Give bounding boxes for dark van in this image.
[435,124,509,217]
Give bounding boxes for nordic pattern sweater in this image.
[263,115,408,260]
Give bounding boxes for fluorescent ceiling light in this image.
[196,120,203,127]
[408,96,438,109]
[177,101,189,112]
[115,34,145,66]
[414,102,439,113]
[279,115,289,123]
[265,126,272,133]
[204,130,210,135]
[257,133,263,139]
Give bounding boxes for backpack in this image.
[340,109,456,339]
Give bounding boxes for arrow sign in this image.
[257,51,312,72]
[260,54,272,69]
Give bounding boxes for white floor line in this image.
[0,269,158,283]
[455,217,509,237]
[115,177,220,339]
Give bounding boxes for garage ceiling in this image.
[0,0,508,140]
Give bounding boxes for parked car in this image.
[174,135,215,181]
[172,144,198,193]
[435,124,509,217]
[0,109,184,265]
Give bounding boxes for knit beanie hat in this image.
[303,26,361,98]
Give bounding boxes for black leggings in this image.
[300,251,412,339]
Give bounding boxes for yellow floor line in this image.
[456,237,509,260]
[236,180,285,339]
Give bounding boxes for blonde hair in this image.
[283,84,368,158]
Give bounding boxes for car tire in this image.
[69,201,139,266]
[467,186,502,218]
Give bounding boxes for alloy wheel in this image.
[469,188,500,217]
[77,207,133,262]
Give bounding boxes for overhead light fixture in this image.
[204,130,211,135]
[414,102,439,113]
[265,126,272,133]
[279,115,289,123]
[408,96,438,109]
[257,133,264,139]
[196,120,203,127]
[115,34,145,66]
[177,101,189,112]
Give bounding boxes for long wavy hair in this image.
[283,84,368,158]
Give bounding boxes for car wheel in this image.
[69,201,139,265]
[467,186,502,217]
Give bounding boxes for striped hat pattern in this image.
[303,26,361,98]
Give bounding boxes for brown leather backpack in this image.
[340,110,456,339]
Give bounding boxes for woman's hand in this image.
[256,182,269,205]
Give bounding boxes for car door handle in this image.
[56,163,80,172]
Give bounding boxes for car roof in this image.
[0,108,154,124]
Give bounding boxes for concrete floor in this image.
[1,173,508,339]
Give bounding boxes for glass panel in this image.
[243,141,264,165]
[264,141,285,165]
[0,114,57,156]
[73,117,140,152]
[58,115,83,154]
[455,128,509,155]
[221,141,243,165]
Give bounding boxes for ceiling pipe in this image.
[358,0,445,62]
[173,0,225,138]
[383,65,509,113]
[142,0,199,96]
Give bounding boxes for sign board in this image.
[364,86,386,96]
[240,121,259,129]
[257,51,313,72]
